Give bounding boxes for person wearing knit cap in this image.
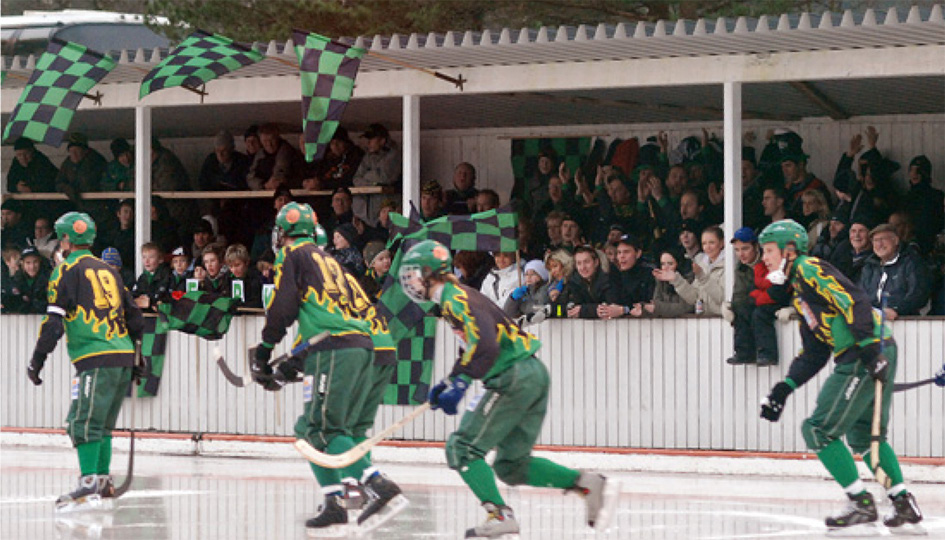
[904,154,944,255]
[7,137,58,194]
[101,247,134,286]
[6,246,50,314]
[102,138,134,192]
[419,180,445,222]
[330,222,366,277]
[503,259,552,324]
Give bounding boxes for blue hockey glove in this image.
[510,285,528,301]
[934,364,945,388]
[428,376,469,415]
[761,382,793,422]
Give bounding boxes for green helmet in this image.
[54,211,96,245]
[399,240,452,303]
[275,201,317,238]
[314,224,328,247]
[759,219,809,254]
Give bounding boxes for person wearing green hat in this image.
[757,219,924,535]
[27,211,144,513]
[398,239,619,538]
[253,201,406,535]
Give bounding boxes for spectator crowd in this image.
[3,123,944,370]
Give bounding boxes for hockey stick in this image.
[894,377,936,392]
[215,331,331,388]
[295,402,432,469]
[114,342,141,497]
[870,295,891,489]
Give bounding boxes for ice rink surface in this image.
[2,445,943,540]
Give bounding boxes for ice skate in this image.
[97,475,116,510]
[825,491,881,537]
[884,491,926,536]
[55,475,110,514]
[305,495,349,538]
[465,502,520,539]
[573,471,620,531]
[341,478,366,512]
[357,472,409,532]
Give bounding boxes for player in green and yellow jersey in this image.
[253,202,406,535]
[27,212,144,513]
[399,239,619,539]
[758,219,924,535]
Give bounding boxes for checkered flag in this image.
[378,205,520,405]
[137,292,239,397]
[2,39,116,147]
[139,29,264,98]
[292,29,365,163]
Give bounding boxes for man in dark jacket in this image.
[7,247,50,314]
[829,219,873,283]
[7,137,58,194]
[858,224,931,319]
[902,155,945,256]
[599,234,655,318]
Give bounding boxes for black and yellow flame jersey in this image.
[437,281,541,382]
[263,238,374,352]
[38,249,143,372]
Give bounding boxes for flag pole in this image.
[365,50,466,90]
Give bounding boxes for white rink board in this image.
[2,314,942,458]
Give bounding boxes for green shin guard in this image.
[525,457,581,489]
[818,439,861,489]
[460,459,506,506]
[76,441,102,476]
[97,436,113,475]
[864,442,905,488]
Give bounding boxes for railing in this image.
[2,315,941,457]
[1,187,385,200]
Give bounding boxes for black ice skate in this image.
[883,491,926,536]
[573,471,620,531]
[55,475,110,514]
[305,495,349,538]
[357,472,409,532]
[465,502,520,539]
[826,491,880,536]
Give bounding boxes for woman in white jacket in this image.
[655,225,726,315]
[480,251,522,307]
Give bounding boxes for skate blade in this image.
[55,511,114,539]
[826,522,882,537]
[592,478,622,532]
[888,523,928,536]
[305,523,352,538]
[55,495,105,514]
[356,494,409,534]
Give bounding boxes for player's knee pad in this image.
[801,418,833,451]
[492,458,528,486]
[445,433,485,471]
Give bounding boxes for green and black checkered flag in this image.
[138,291,238,397]
[139,29,264,98]
[293,29,365,163]
[511,136,591,198]
[378,204,519,405]
[2,39,115,147]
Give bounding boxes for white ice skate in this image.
[465,502,520,539]
[574,472,620,531]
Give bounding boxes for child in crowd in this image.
[101,247,134,287]
[224,244,263,308]
[168,246,191,300]
[330,223,366,277]
[7,247,50,314]
[724,228,783,366]
[131,243,171,310]
[0,247,21,312]
[198,246,228,294]
[504,259,551,324]
[361,241,389,301]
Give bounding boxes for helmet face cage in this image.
[399,264,428,303]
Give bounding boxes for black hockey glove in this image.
[251,344,274,387]
[858,343,889,383]
[27,354,46,386]
[760,382,794,422]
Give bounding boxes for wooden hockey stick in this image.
[114,343,141,497]
[870,295,891,489]
[295,403,432,468]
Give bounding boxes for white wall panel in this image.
[3,314,942,457]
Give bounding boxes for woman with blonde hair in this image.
[801,189,831,249]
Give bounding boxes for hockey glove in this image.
[27,354,45,386]
[935,364,945,388]
[251,344,275,387]
[859,343,889,382]
[760,382,793,422]
[428,376,469,415]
